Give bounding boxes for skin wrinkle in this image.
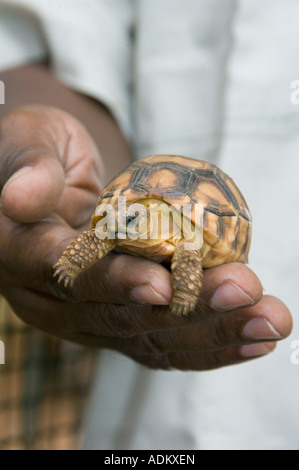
[44,108,102,193]
[45,111,71,165]
[63,115,104,190]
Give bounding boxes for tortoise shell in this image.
[91,155,252,268]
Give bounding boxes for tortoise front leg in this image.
[53,230,116,287]
[170,239,203,316]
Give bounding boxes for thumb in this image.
[1,155,65,223]
[0,106,65,223]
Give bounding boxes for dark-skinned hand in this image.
[0,105,292,370]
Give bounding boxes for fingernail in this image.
[3,166,34,189]
[243,318,282,340]
[211,280,255,311]
[240,342,275,358]
[131,284,170,305]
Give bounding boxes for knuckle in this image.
[91,304,147,339]
[210,319,233,348]
[141,333,162,354]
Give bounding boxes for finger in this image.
[60,250,173,306]
[76,262,265,336]
[55,258,261,310]
[127,295,293,355]
[0,107,66,222]
[129,342,277,371]
[0,106,102,226]
[47,259,265,339]
[199,262,263,313]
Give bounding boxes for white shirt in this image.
[1,0,299,450]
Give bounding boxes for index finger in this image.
[60,263,265,338]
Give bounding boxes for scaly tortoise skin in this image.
[53,155,252,315]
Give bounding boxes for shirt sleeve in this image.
[0,0,133,138]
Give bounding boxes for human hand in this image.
[0,105,292,371]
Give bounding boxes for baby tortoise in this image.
[54,155,252,315]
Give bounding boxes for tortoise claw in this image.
[53,261,76,288]
[170,300,195,316]
[53,264,63,276]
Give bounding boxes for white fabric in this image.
[1,0,299,450]
[0,0,133,137]
[133,0,235,160]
